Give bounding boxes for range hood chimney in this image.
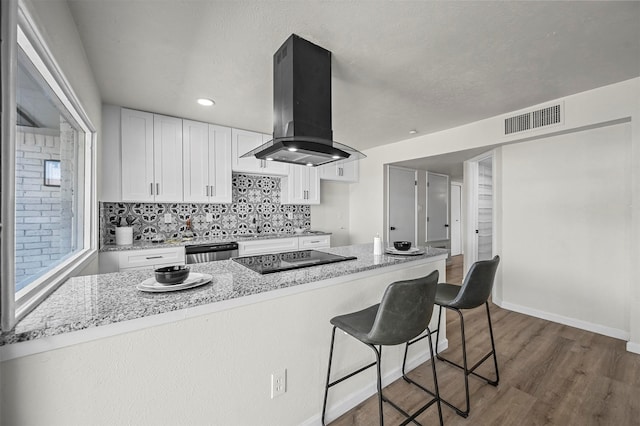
[241,34,365,167]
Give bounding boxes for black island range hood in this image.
[241,34,365,167]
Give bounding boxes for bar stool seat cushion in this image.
[330,304,380,344]
[434,283,461,307]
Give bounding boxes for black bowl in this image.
[155,265,190,285]
[393,241,412,251]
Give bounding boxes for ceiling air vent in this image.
[504,103,563,135]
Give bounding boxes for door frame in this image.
[385,165,418,246]
[463,151,497,275]
[450,181,463,256]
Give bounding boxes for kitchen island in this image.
[0,244,448,426]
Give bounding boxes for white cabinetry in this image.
[121,108,183,202]
[237,235,331,256]
[99,246,186,273]
[298,235,330,250]
[237,237,299,256]
[183,120,232,203]
[119,246,186,271]
[281,165,320,205]
[320,159,359,182]
[231,129,288,176]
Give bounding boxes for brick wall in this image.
[15,123,76,291]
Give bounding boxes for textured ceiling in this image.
[65,0,640,153]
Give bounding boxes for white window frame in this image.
[1,0,97,331]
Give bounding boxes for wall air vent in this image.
[504,103,563,135]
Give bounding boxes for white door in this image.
[388,166,417,245]
[153,114,183,202]
[426,172,449,242]
[183,119,210,203]
[209,124,232,204]
[121,108,154,201]
[450,183,462,255]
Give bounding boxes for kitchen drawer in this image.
[298,235,331,250]
[118,247,186,270]
[238,238,299,256]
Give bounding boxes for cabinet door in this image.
[231,129,264,174]
[320,159,359,182]
[298,235,330,250]
[183,119,210,203]
[121,108,155,202]
[118,246,186,271]
[209,125,232,203]
[237,238,299,256]
[282,166,320,205]
[153,114,183,202]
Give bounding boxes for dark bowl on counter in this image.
[155,265,190,285]
[393,241,412,251]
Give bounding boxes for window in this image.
[1,1,96,330]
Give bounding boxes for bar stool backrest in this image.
[367,270,439,346]
[450,255,500,310]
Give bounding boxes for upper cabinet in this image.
[121,109,183,202]
[120,108,154,201]
[231,129,288,176]
[183,121,232,203]
[319,159,359,183]
[281,165,320,205]
[152,114,184,202]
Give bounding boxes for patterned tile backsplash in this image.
[100,173,311,245]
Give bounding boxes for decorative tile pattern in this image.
[100,173,311,246]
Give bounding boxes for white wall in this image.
[310,181,351,246]
[500,123,631,336]
[350,78,640,350]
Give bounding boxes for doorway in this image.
[463,152,495,274]
[450,182,462,256]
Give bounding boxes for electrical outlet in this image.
[270,369,286,399]
[206,213,213,222]
[164,213,172,224]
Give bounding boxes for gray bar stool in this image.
[406,255,500,418]
[321,270,443,426]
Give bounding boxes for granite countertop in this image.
[100,231,332,252]
[0,244,448,347]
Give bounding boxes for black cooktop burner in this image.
[232,250,357,274]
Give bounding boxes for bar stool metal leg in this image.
[433,302,500,418]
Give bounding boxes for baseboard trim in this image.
[300,338,448,426]
[497,300,629,341]
[626,341,640,355]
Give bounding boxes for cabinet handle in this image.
[310,240,320,243]
[150,183,154,195]
[211,185,215,196]
[206,185,210,196]
[146,256,163,259]
[156,183,160,195]
[339,167,343,176]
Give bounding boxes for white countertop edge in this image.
[0,254,447,362]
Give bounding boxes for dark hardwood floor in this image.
[329,255,640,425]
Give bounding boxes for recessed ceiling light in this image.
[287,147,298,152]
[266,157,274,161]
[306,163,313,167]
[197,98,215,106]
[331,155,341,159]
[409,129,417,134]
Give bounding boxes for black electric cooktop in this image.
[232,250,357,274]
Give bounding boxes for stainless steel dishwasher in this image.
[185,242,239,264]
